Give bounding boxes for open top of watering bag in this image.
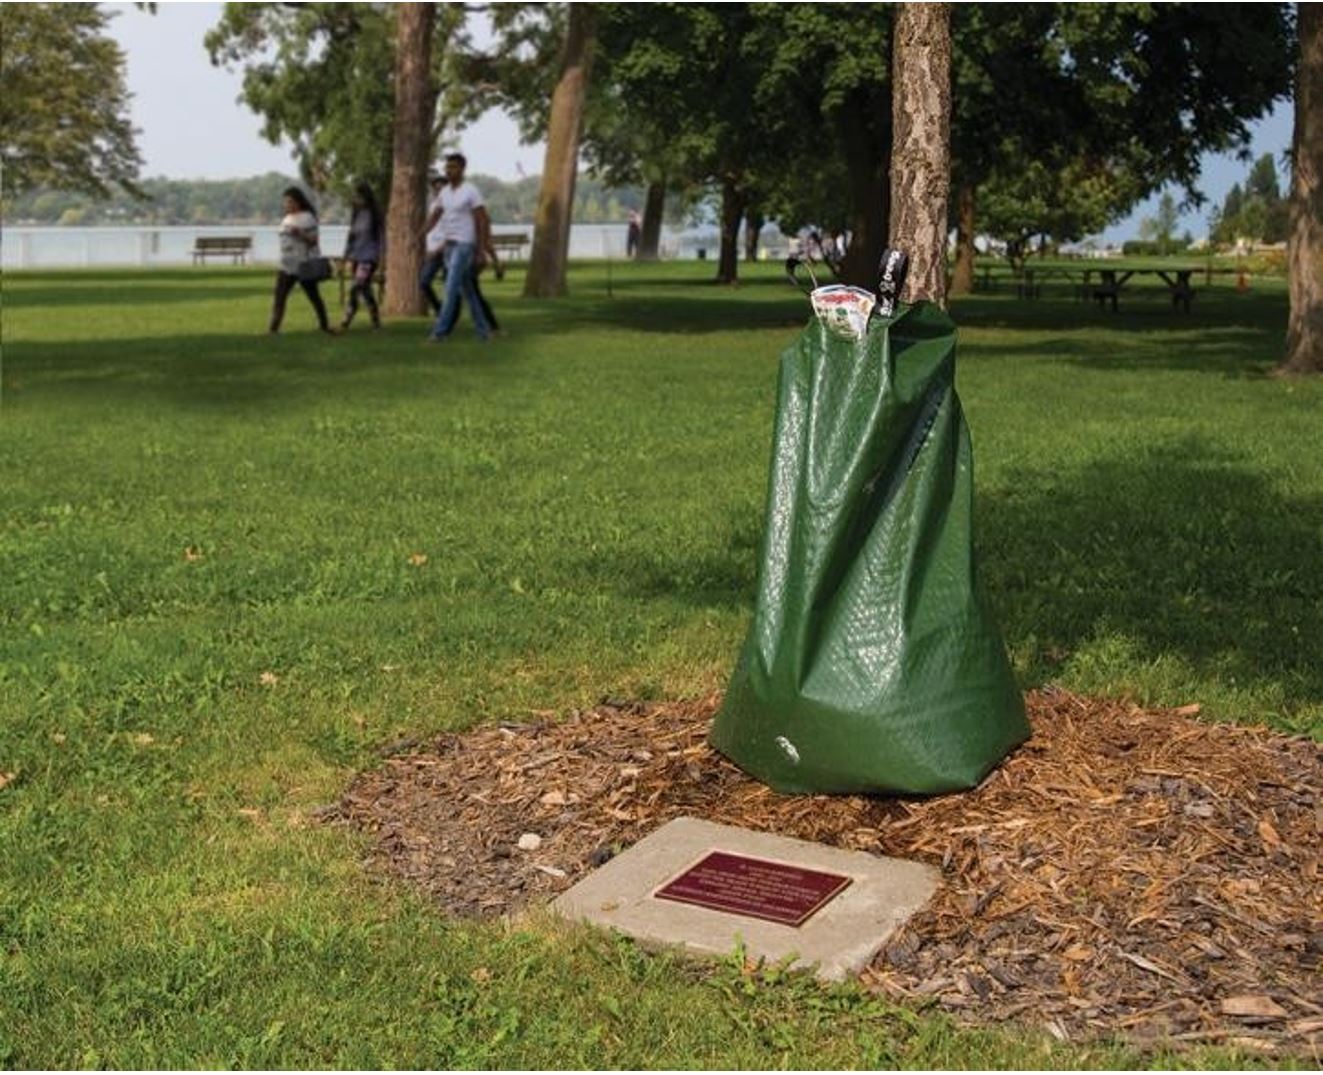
[710,260,1028,795]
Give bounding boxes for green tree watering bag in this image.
[711,260,1028,795]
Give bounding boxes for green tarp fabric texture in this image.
[711,302,1029,795]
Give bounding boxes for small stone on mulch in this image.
[330,687,1321,1054]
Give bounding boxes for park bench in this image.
[191,236,252,265]
[491,233,530,261]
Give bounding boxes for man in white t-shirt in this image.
[419,153,496,341]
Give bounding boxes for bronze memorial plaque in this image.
[653,850,852,927]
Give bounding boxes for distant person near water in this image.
[419,168,500,332]
[419,153,497,342]
[626,208,642,259]
[340,183,383,332]
[270,187,333,335]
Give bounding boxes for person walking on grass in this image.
[626,208,642,259]
[420,153,497,342]
[340,183,384,332]
[270,187,334,335]
[420,170,502,332]
[419,170,449,316]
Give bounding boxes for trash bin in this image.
[710,256,1028,795]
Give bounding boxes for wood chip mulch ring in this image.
[329,687,1321,1056]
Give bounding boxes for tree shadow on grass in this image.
[982,442,1322,709]
[573,503,764,612]
[959,324,1283,378]
[561,294,806,336]
[952,287,1286,334]
[3,270,270,308]
[2,328,549,412]
[590,440,1323,714]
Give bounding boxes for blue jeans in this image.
[419,250,446,313]
[431,242,491,339]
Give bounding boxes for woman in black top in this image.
[340,183,384,331]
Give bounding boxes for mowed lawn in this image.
[2,261,1319,1068]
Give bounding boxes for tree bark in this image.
[950,179,976,295]
[1281,2,1322,375]
[639,178,664,260]
[715,176,745,284]
[889,2,952,306]
[523,3,595,298]
[383,2,435,317]
[744,206,764,262]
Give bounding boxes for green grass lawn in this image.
[2,261,1319,1068]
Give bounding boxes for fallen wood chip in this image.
[1222,995,1290,1019]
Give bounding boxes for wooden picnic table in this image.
[1017,264,1242,313]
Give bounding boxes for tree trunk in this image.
[950,179,976,295]
[1281,2,1322,375]
[839,108,890,288]
[383,2,435,317]
[523,3,595,298]
[744,206,764,262]
[889,2,952,306]
[639,178,664,260]
[715,177,745,284]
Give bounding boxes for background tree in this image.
[383,3,436,318]
[5,172,653,227]
[740,3,896,286]
[1139,192,1181,243]
[947,4,1076,294]
[0,3,143,198]
[1281,2,1321,375]
[576,81,694,261]
[1212,182,1246,243]
[207,5,397,201]
[206,4,474,206]
[889,3,951,304]
[1211,154,1290,245]
[979,160,1138,268]
[949,5,1293,279]
[524,3,596,298]
[594,4,772,285]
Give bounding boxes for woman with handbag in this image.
[269,187,334,335]
[339,183,383,332]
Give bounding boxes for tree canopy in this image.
[0,4,143,198]
[204,3,475,204]
[196,1,1297,283]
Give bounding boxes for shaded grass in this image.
[1,261,1319,1067]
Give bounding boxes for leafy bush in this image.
[1121,239,1191,257]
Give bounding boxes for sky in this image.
[107,2,1295,242]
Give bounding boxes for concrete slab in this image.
[550,816,938,981]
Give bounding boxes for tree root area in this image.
[332,687,1320,1054]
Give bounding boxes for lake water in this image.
[0,222,785,270]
